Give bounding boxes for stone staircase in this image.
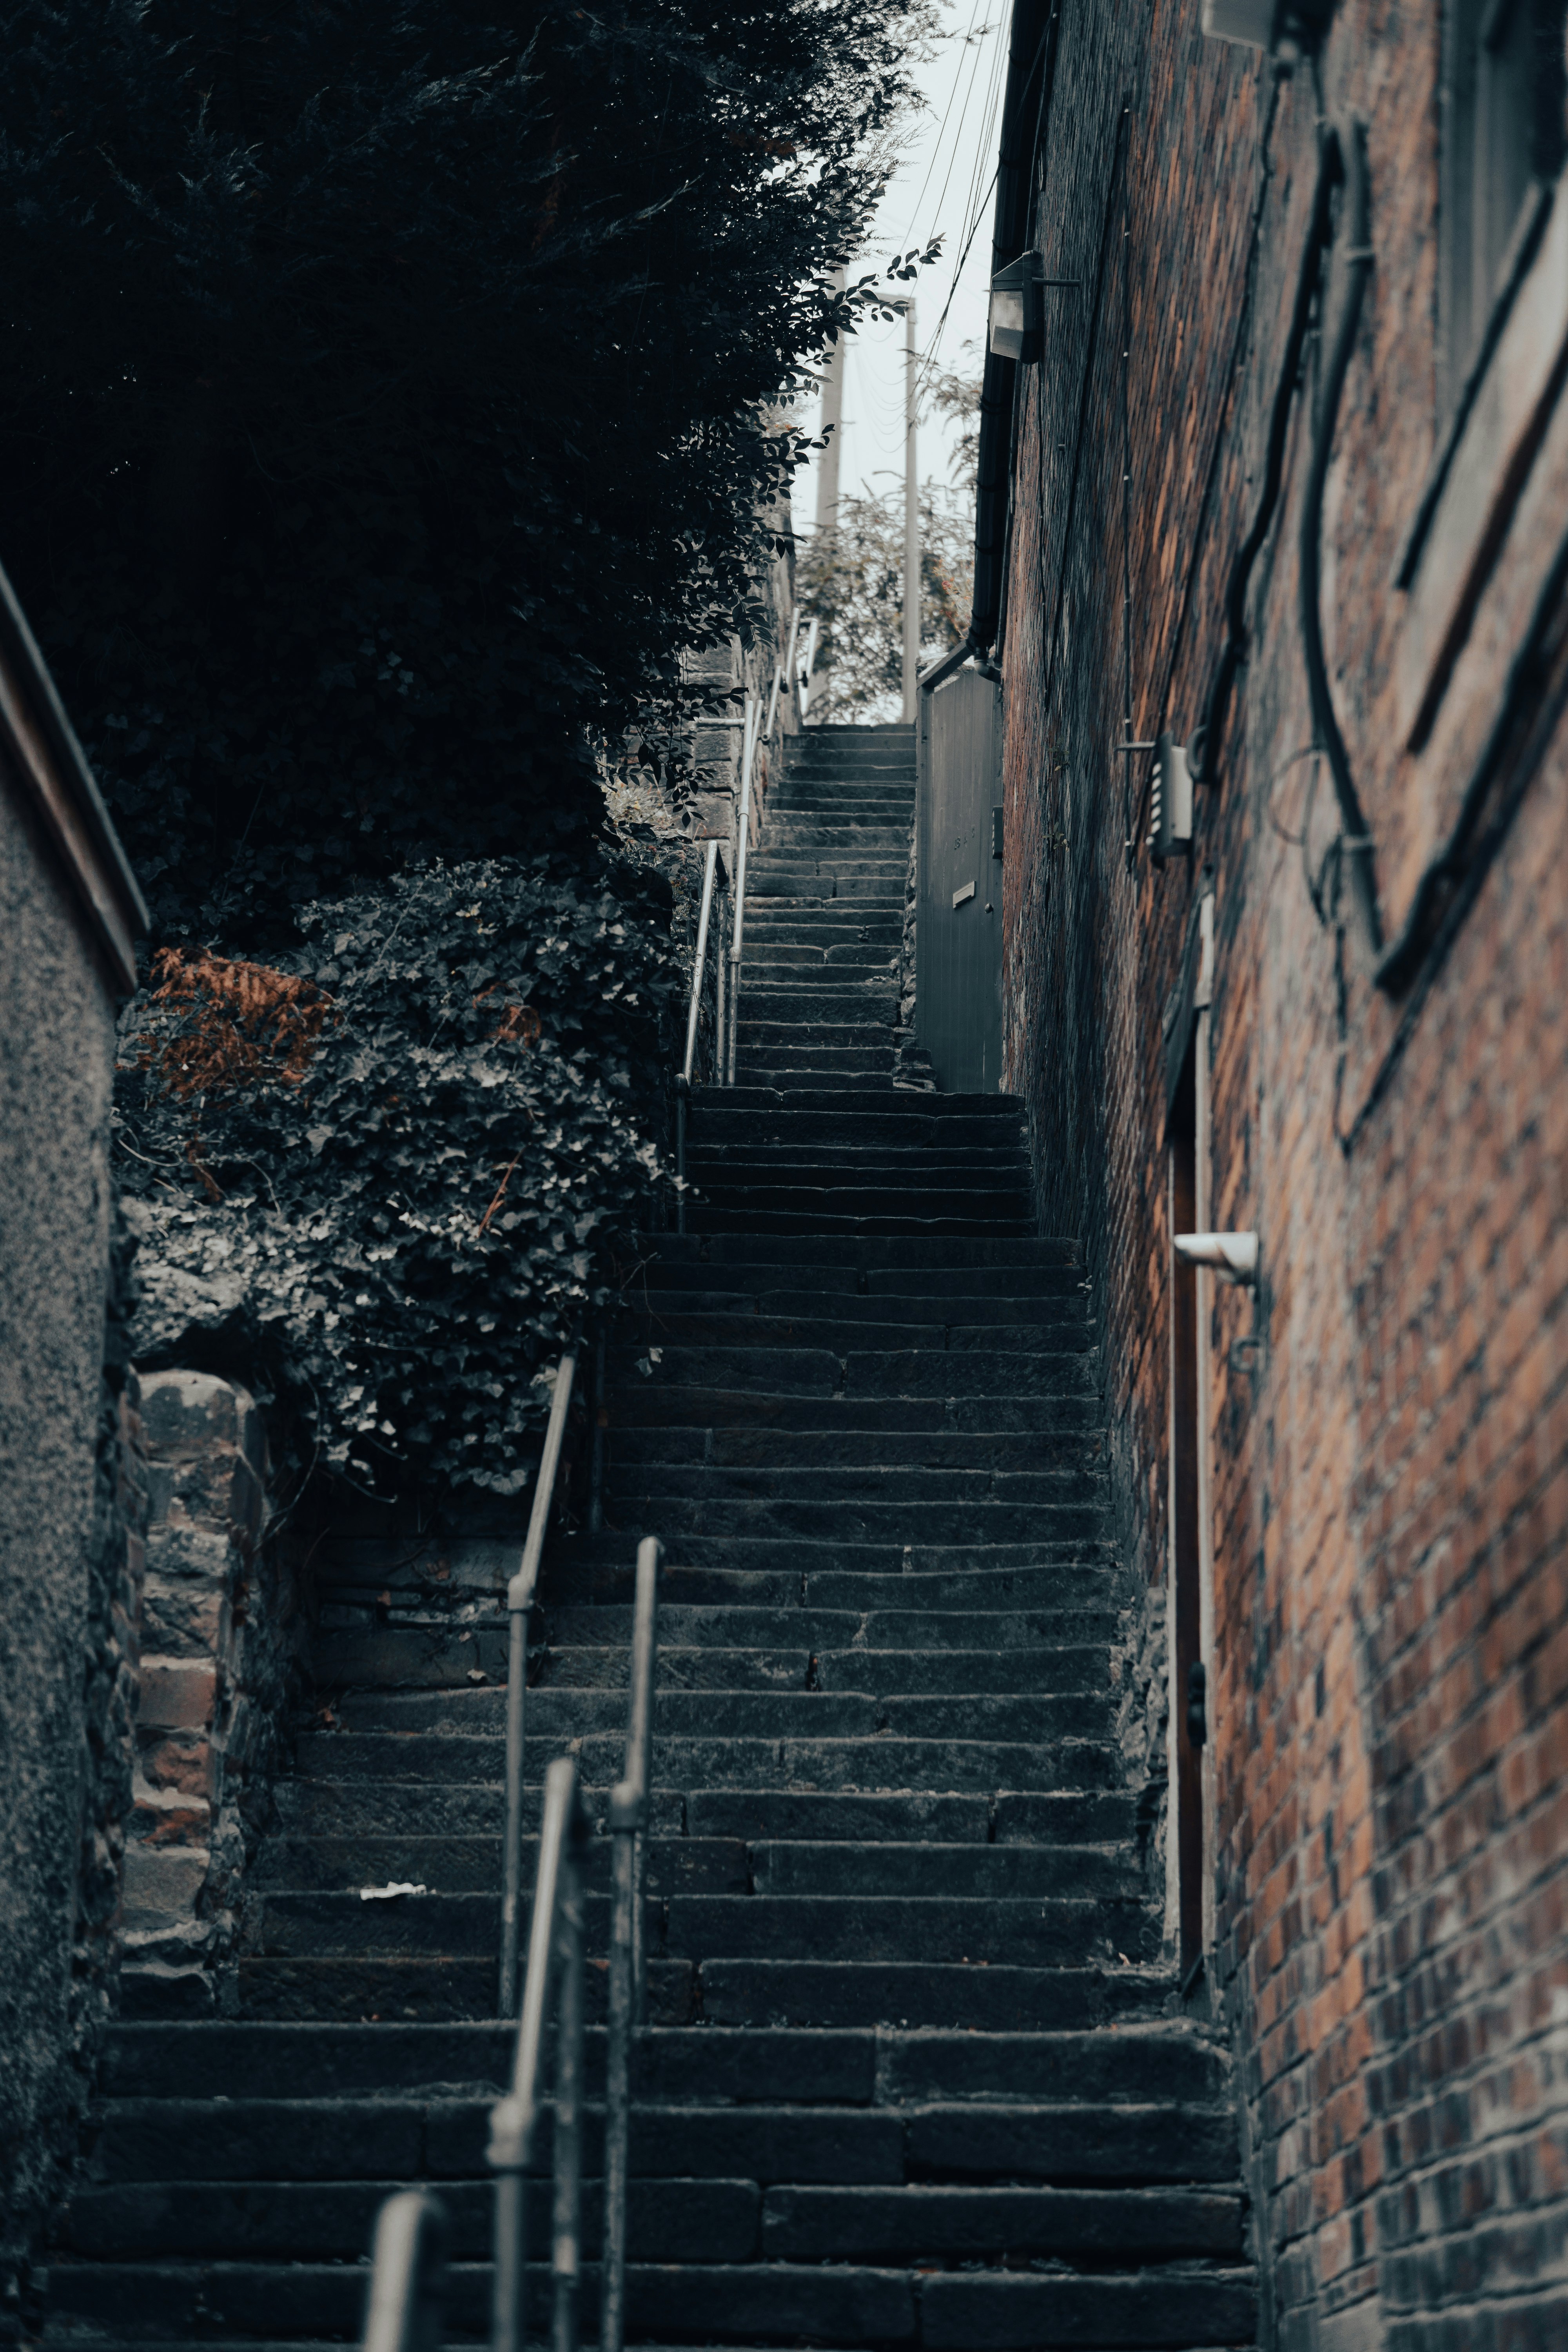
[43,722,1256,2349]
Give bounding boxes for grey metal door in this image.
[916,668,1003,1093]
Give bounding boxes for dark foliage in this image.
[118,857,678,1493]
[0,0,924,937]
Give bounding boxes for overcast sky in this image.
[791,1,1006,539]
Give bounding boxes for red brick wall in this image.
[994,4,1568,2346]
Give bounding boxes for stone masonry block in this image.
[135,1658,217,1732]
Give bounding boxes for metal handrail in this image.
[488,1753,590,2352]
[724,693,761,1086]
[360,2190,449,2352]
[499,1353,577,2016]
[797,617,820,725]
[599,1535,662,2352]
[674,837,719,1234]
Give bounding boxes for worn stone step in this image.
[605,1346,1098,1399]
[85,2009,1232,2143]
[685,1153,1029,1188]
[604,1462,1101,1508]
[748,1842,1139,1899]
[730,1069,900,1092]
[223,1955,697,2026]
[741,944,896,969]
[640,1247,1072,1286]
[644,1176,1048,1214]
[221,1954,1167,2032]
[42,2257,928,2347]
[539,1548,1121,1603]
[688,1107,1024,1145]
[60,2176,759,2263]
[327,1685,1113,1743]
[619,1301,1072,1348]
[249,1834,748,1896]
[84,2087,1225,2200]
[314,1601,1119,1663]
[605,1425,1095,1469]
[590,1503,1107,1551]
[746,875,904,899]
[743,912,903,936]
[274,1784,1137,1849]
[99,2021,874,2104]
[686,1205,1035,1240]
[600,1395,1100,1445]
[290,1729,1123,1794]
[538,1645,1111,1695]
[760,2179,1243,2263]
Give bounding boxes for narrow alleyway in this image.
[44,726,1255,2349]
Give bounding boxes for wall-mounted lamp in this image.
[987,253,1078,365]
[1174,1231,1258,1287]
[1201,0,1335,60]
[1148,732,1194,865]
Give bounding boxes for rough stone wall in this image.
[123,1372,299,2018]
[997,6,1568,2348]
[0,779,147,2336]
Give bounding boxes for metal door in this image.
[916,668,1003,1093]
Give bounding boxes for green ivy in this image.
[117,859,677,1494]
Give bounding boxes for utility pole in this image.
[814,266,847,539]
[902,298,918,724]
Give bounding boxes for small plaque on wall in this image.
[952,879,976,908]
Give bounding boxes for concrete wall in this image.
[993,6,1568,2347]
[0,772,146,2326]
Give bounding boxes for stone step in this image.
[686,1209,1036,1239]
[601,1463,1101,1506]
[42,2254,1248,2349]
[637,1254,1069,1292]
[274,1785,1139,1849]
[251,1888,1154,1968]
[96,2016,1229,2111]
[538,1547,1122,1601]
[687,1108,1024,1145]
[621,1285,1078,1324]
[603,1345,1098,1399]
[740,944,896,968]
[727,1069,900,1092]
[615,1314,1084,1357]
[664,1097,1030,1127]
[289,1730,1123,1795]
[252,1836,1138,1903]
[326,1687,1114,1746]
[81,2085,1233,2197]
[601,1392,1100,1439]
[589,1500,1107,1547]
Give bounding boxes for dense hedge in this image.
[117,859,677,1493]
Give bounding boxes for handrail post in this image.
[588,1331,606,1534]
[797,617,820,726]
[551,1808,587,2352]
[726,696,760,1087]
[361,2190,449,2352]
[599,1535,662,2352]
[677,835,719,1233]
[499,1353,577,2018]
[490,1756,577,2352]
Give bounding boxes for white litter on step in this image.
[359,1882,428,1901]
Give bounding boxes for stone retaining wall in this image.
[122,1372,301,2018]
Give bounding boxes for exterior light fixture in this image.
[1174,1232,1258,1287]
[987,253,1077,365]
[1147,732,1194,865]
